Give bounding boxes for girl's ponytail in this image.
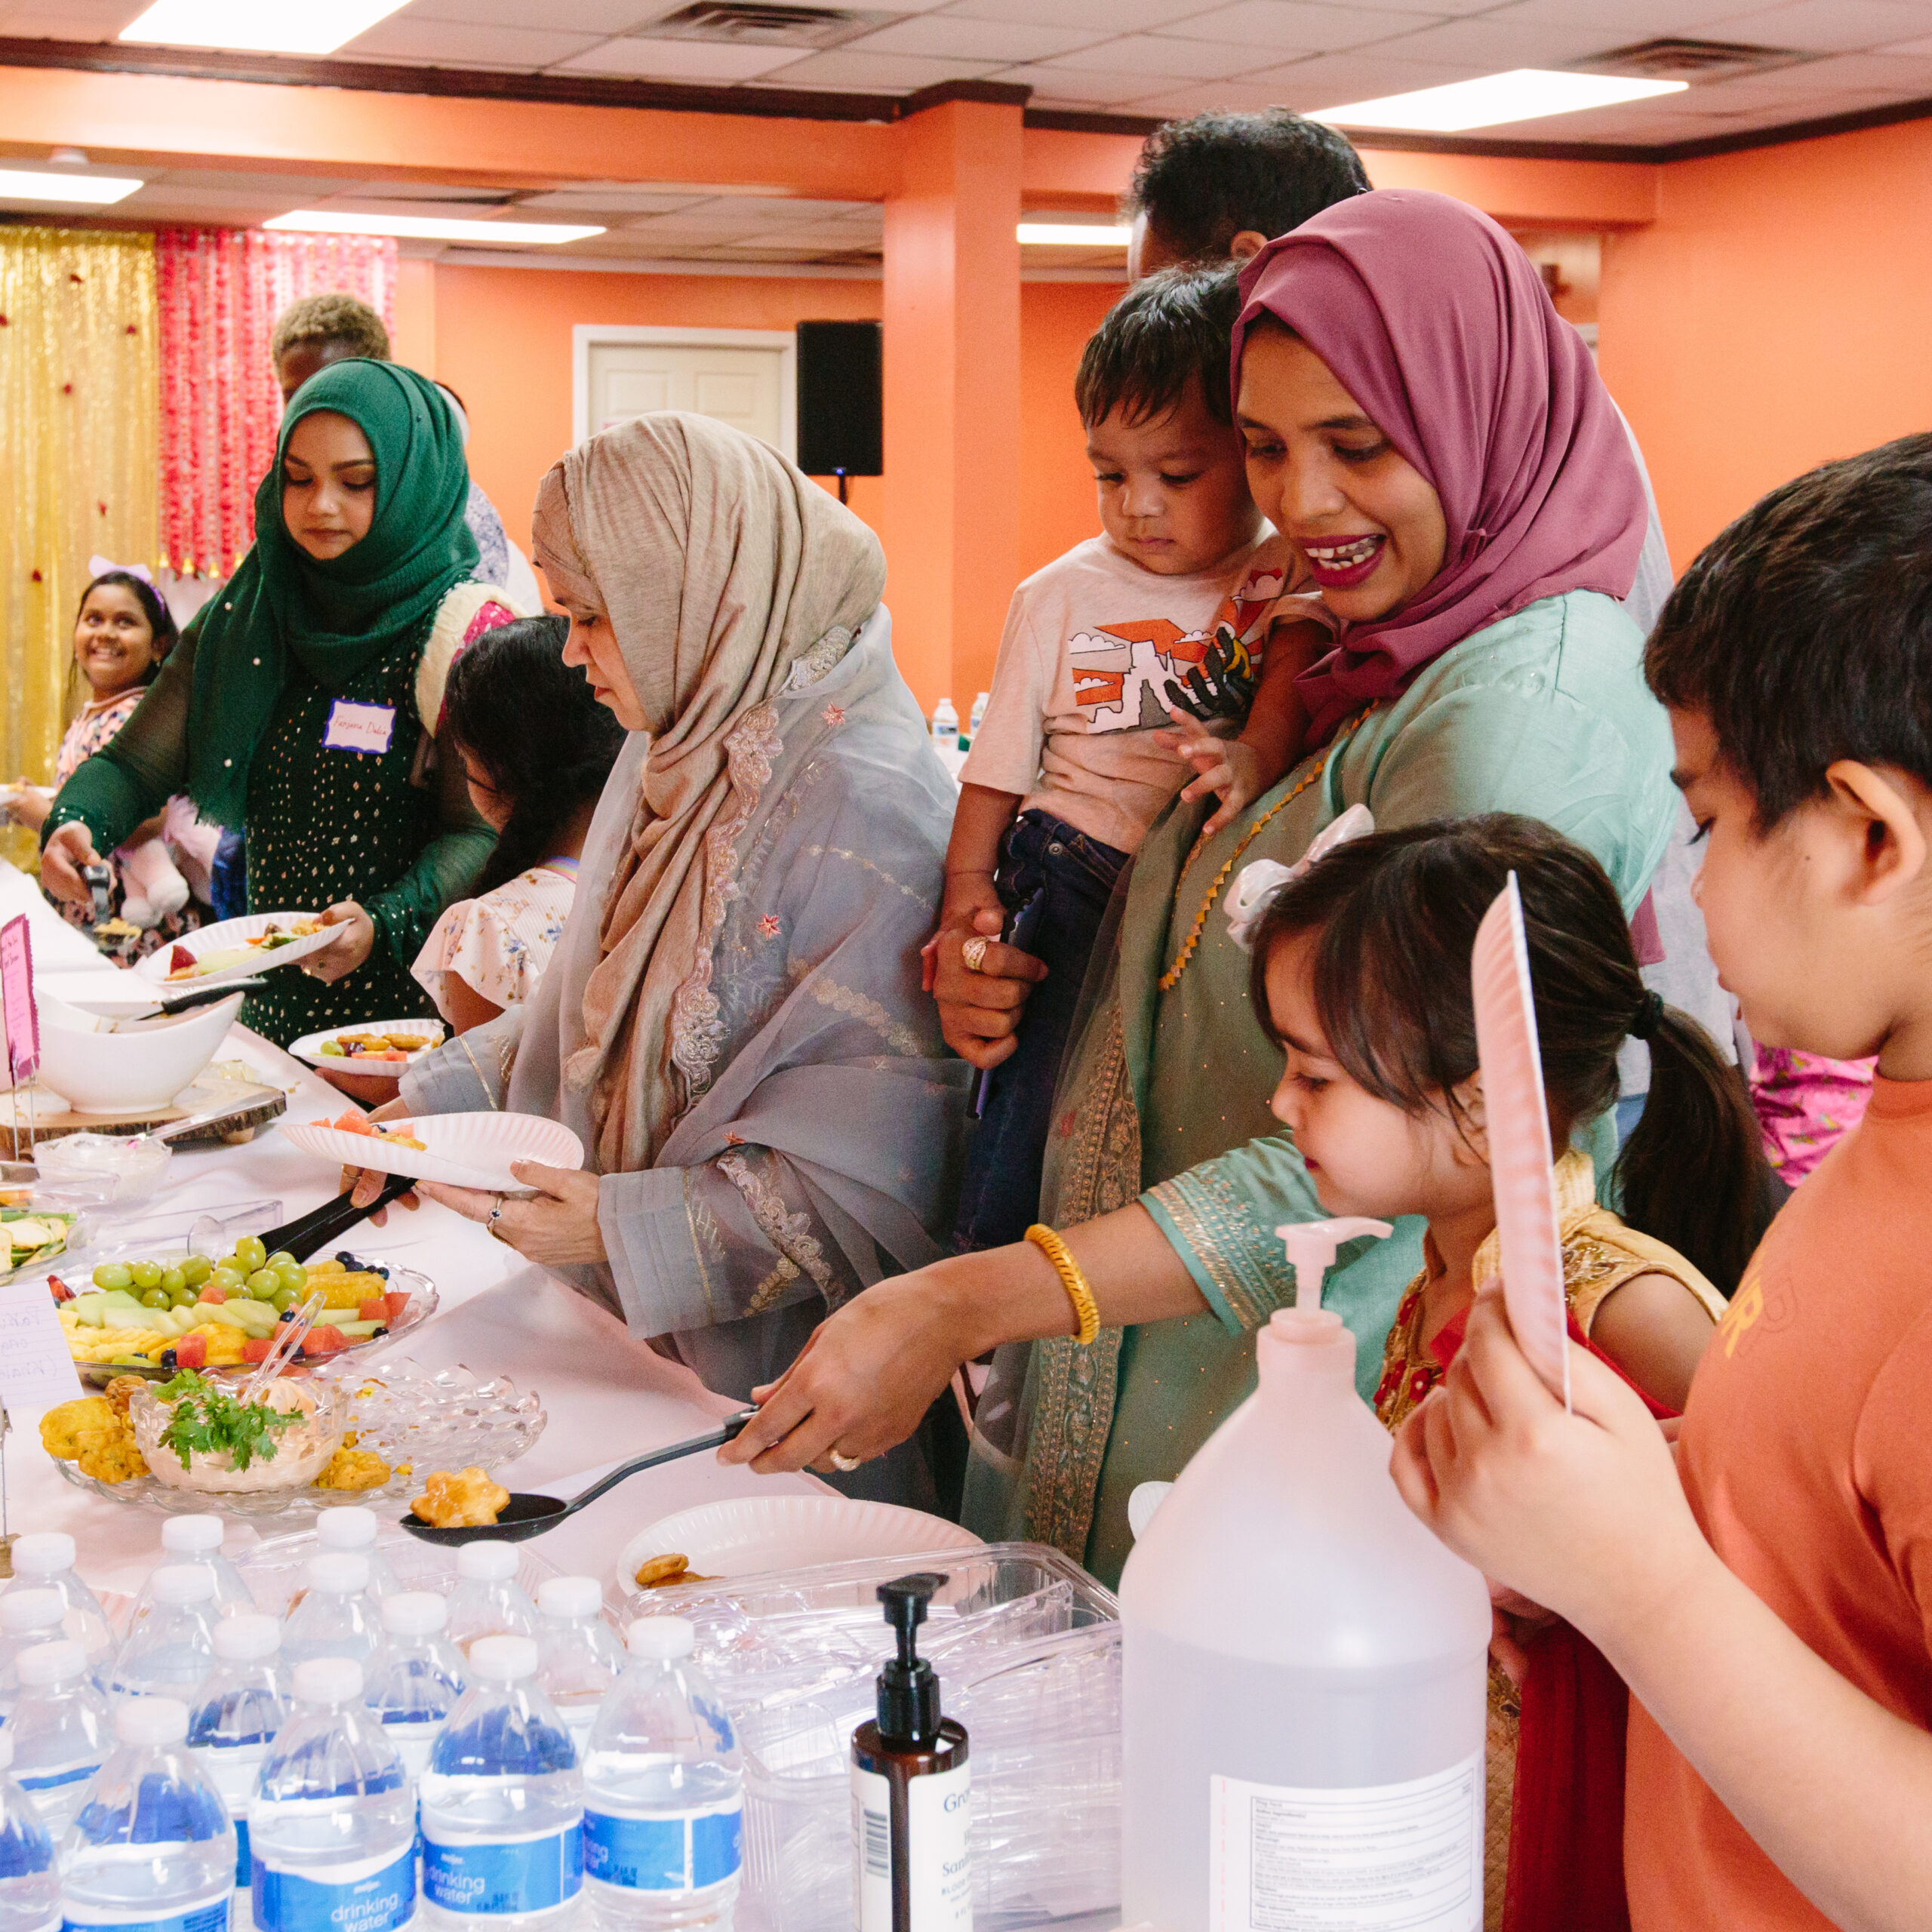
[1614,1004,1774,1297]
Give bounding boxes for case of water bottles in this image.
[654,1542,1121,1932]
[233,1528,561,1617]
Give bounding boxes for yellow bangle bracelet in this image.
[1026,1223,1101,1347]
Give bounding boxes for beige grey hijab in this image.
[532,412,888,1174]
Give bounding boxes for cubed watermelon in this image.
[357,1297,388,1323]
[171,1332,208,1370]
[301,1325,347,1356]
[383,1291,411,1324]
[198,1284,227,1304]
[239,1337,274,1364]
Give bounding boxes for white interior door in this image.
[575,328,796,459]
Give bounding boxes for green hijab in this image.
[186,358,480,827]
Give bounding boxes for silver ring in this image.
[487,1195,506,1239]
[961,936,989,973]
[829,1449,863,1472]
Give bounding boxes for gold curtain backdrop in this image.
[0,228,159,835]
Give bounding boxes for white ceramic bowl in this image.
[35,992,243,1114]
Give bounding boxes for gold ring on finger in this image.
[961,937,989,973]
[829,1448,863,1472]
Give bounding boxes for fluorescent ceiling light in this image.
[0,169,143,205]
[1017,223,1129,247]
[1312,69,1686,133]
[265,211,605,245]
[120,0,409,56]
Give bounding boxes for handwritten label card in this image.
[0,916,37,1087]
[322,700,396,756]
[0,1282,83,1420]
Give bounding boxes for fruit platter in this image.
[50,1234,436,1385]
[0,1208,75,1282]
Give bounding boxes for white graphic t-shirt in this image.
[960,532,1328,854]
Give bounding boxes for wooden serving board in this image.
[0,1074,287,1160]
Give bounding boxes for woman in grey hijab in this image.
[371,413,968,1507]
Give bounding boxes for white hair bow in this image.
[1224,804,1375,952]
[88,555,155,586]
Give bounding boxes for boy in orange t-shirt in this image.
[1391,432,1932,1930]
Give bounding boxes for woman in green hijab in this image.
[42,360,520,1045]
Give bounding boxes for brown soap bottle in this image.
[851,1572,971,1932]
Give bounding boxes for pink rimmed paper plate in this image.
[1469,873,1571,1409]
[281,1111,583,1193]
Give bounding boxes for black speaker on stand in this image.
[795,320,882,503]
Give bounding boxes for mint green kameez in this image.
[961,589,1677,1584]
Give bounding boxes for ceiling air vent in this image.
[1570,38,1818,82]
[645,2,897,47]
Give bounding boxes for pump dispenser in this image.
[1118,1217,1491,1932]
[851,1574,970,1932]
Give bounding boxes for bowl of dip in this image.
[132,1374,346,1494]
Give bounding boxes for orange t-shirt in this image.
[1625,1075,1932,1927]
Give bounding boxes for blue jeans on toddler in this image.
[952,808,1130,1254]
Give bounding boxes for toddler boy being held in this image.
[947,265,1329,1252]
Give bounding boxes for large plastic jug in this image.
[1118,1220,1492,1932]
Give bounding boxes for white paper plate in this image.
[618,1496,980,1597]
[132,911,339,989]
[281,1110,584,1192]
[288,1020,448,1072]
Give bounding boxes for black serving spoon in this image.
[399,1412,756,1546]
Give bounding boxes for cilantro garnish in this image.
[156,1371,299,1472]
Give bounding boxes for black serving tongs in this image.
[251,1177,419,1262]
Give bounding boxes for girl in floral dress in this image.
[1244,813,1769,1932]
[412,616,625,1032]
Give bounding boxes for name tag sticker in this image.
[324,700,396,755]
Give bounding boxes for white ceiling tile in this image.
[515,187,712,212]
[944,0,1235,34]
[995,60,1174,101]
[343,17,602,63]
[847,12,1103,59]
[397,0,657,27]
[1152,2,1444,54]
[751,46,999,85]
[1878,32,1932,54]
[1043,30,1265,75]
[1245,47,1487,109]
[1364,12,1629,67]
[552,35,806,76]
[1766,48,1932,89]
[1127,76,1348,112]
[1701,0,1930,54]
[1497,0,1776,31]
[0,2,140,37]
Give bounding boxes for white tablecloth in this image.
[0,860,819,1602]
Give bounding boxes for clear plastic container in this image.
[0,1730,59,1932]
[9,1643,111,1833]
[420,1637,581,1932]
[109,1566,218,1703]
[59,1697,234,1932]
[32,1134,172,1211]
[0,1596,67,1724]
[315,1509,400,1601]
[365,1593,466,1789]
[237,1528,558,1623]
[6,1536,114,1669]
[444,1546,538,1656]
[249,1659,417,1932]
[128,1518,256,1631]
[282,1555,383,1671]
[1118,1306,1492,1932]
[188,1615,290,1932]
[582,1617,741,1932]
[534,1579,625,1759]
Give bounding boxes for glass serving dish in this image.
[131,1375,346,1494]
[47,1355,544,1521]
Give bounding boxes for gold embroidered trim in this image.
[803,975,924,1057]
[1145,1166,1284,1332]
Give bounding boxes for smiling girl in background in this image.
[38,361,519,1042]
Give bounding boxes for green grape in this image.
[169,1286,198,1309]
[265,1251,297,1271]
[159,1267,186,1297]
[210,1267,247,1293]
[235,1237,268,1272]
[179,1256,213,1286]
[141,1287,170,1309]
[274,1263,307,1294]
[130,1260,163,1291]
[270,1287,298,1313]
[91,1263,133,1292]
[246,1269,279,1296]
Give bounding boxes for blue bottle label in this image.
[63,1903,229,1932]
[20,1764,97,1794]
[583,1805,741,1894]
[233,1818,251,1892]
[422,1828,583,1917]
[254,1846,416,1932]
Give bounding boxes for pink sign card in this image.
[0,916,36,1088]
[1469,875,1571,1409]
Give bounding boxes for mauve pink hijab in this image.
[1232,189,1648,746]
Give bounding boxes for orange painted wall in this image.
[1599,115,1932,573]
[1020,278,1123,583]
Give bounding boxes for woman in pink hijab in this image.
[726,193,1679,1585]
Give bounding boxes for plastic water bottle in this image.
[0,1596,67,1724]
[929,698,958,752]
[534,1580,623,1760]
[443,1549,537,1657]
[1118,1235,1491,1932]
[965,691,989,751]
[60,1697,233,1932]
[128,1520,254,1632]
[110,1567,218,1703]
[249,1659,417,1932]
[6,1537,112,1672]
[188,1616,289,1931]
[282,1555,381,1671]
[315,1511,399,1602]
[580,1619,742,1932]
[420,1637,580,1932]
[365,1595,466,1789]
[0,1732,57,1932]
[10,1642,109,1832]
